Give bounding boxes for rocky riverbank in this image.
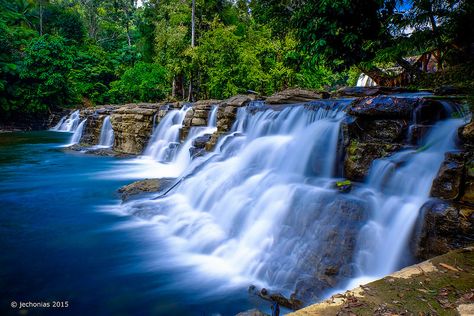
[288,246,474,316]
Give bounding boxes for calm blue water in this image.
[0,131,255,316]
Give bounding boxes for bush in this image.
[108,62,170,103]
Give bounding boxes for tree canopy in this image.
[0,0,472,118]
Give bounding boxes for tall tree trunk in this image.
[39,0,43,36]
[188,0,195,102]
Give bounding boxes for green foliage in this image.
[2,0,471,123]
[19,35,75,111]
[108,62,170,103]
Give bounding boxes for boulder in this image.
[414,200,474,260]
[266,88,328,104]
[431,152,465,200]
[349,96,418,119]
[344,141,401,181]
[118,178,175,201]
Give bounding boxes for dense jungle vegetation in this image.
[0,0,473,119]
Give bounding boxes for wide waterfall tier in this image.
[118,101,354,297]
[50,110,81,132]
[107,97,468,306]
[98,116,114,148]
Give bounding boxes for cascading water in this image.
[69,119,87,145]
[116,101,353,296]
[50,110,81,132]
[97,116,114,148]
[356,73,377,87]
[338,117,466,291]
[107,98,466,305]
[144,107,191,162]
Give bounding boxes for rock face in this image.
[266,88,329,104]
[414,200,474,260]
[182,99,219,140]
[430,152,465,200]
[110,104,160,154]
[288,196,368,304]
[205,94,254,150]
[344,140,401,181]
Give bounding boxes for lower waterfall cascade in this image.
[97,116,114,148]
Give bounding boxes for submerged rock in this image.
[118,178,175,201]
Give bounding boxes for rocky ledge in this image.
[288,246,474,316]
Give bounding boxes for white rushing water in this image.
[144,106,191,162]
[356,73,377,87]
[105,99,466,303]
[68,119,87,145]
[108,105,220,179]
[50,110,81,132]
[115,101,352,294]
[336,117,466,292]
[97,116,114,148]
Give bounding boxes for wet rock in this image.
[266,88,328,104]
[344,140,401,181]
[349,96,417,119]
[348,119,407,143]
[189,146,206,158]
[80,114,107,146]
[431,152,465,200]
[118,178,175,201]
[287,196,368,304]
[332,86,415,98]
[408,124,432,144]
[414,200,474,260]
[193,134,212,148]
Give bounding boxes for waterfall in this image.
[107,99,465,302]
[208,105,218,127]
[356,73,377,87]
[98,116,114,148]
[117,101,351,294]
[50,110,81,132]
[342,118,465,288]
[69,119,87,145]
[144,107,191,161]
